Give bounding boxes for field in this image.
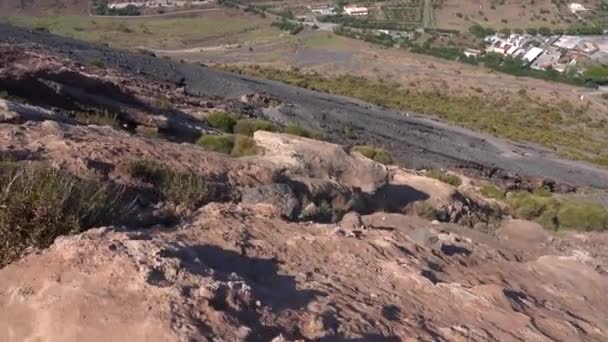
[0,0,88,16]
[4,8,276,49]
[432,0,594,30]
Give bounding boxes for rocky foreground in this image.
[0,121,606,341]
[0,26,607,341]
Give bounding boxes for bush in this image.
[73,110,119,128]
[508,192,556,220]
[506,191,608,231]
[89,58,105,68]
[129,160,208,208]
[196,134,259,157]
[284,124,324,140]
[232,135,258,157]
[352,145,393,165]
[0,163,131,266]
[206,111,237,133]
[480,185,506,200]
[415,201,437,220]
[196,134,235,154]
[234,119,278,136]
[426,169,462,187]
[556,202,608,231]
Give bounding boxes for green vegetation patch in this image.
[426,169,462,187]
[196,134,258,157]
[284,124,324,140]
[206,111,238,133]
[233,118,278,136]
[8,15,259,49]
[73,110,119,128]
[352,145,393,165]
[507,191,608,231]
[129,160,209,208]
[480,184,506,200]
[196,134,235,154]
[0,163,132,266]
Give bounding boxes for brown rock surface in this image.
[1,205,607,341]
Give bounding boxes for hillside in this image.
[0,0,88,16]
[0,24,607,341]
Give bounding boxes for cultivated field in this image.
[4,8,279,49]
[432,0,598,30]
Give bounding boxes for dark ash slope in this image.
[1,23,608,189]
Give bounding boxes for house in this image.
[344,5,368,16]
[569,3,588,13]
[523,47,544,63]
[464,48,482,58]
[309,4,336,16]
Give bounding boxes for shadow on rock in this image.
[367,183,430,213]
[166,244,324,311]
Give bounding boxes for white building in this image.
[569,3,588,13]
[309,4,336,15]
[464,48,482,58]
[344,5,368,16]
[523,47,544,63]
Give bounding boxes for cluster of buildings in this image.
[107,0,211,9]
[481,33,608,73]
[308,4,368,16]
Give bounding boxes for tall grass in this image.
[0,163,132,266]
[128,160,209,209]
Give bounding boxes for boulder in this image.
[241,183,300,220]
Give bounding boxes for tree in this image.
[469,24,488,38]
[538,26,552,36]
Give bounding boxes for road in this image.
[422,0,433,28]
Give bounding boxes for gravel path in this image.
[2,23,608,188]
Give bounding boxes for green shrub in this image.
[508,192,551,220]
[415,201,437,220]
[73,110,119,128]
[372,149,393,165]
[426,169,462,187]
[352,145,393,165]
[0,90,8,99]
[206,111,237,133]
[556,201,608,231]
[196,134,259,157]
[0,163,131,266]
[480,185,506,200]
[129,160,208,208]
[196,134,235,154]
[505,191,608,231]
[90,58,105,68]
[284,124,324,140]
[532,186,553,197]
[232,135,258,157]
[234,119,278,136]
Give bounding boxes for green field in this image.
[6,13,266,49]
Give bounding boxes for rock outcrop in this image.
[1,204,607,341]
